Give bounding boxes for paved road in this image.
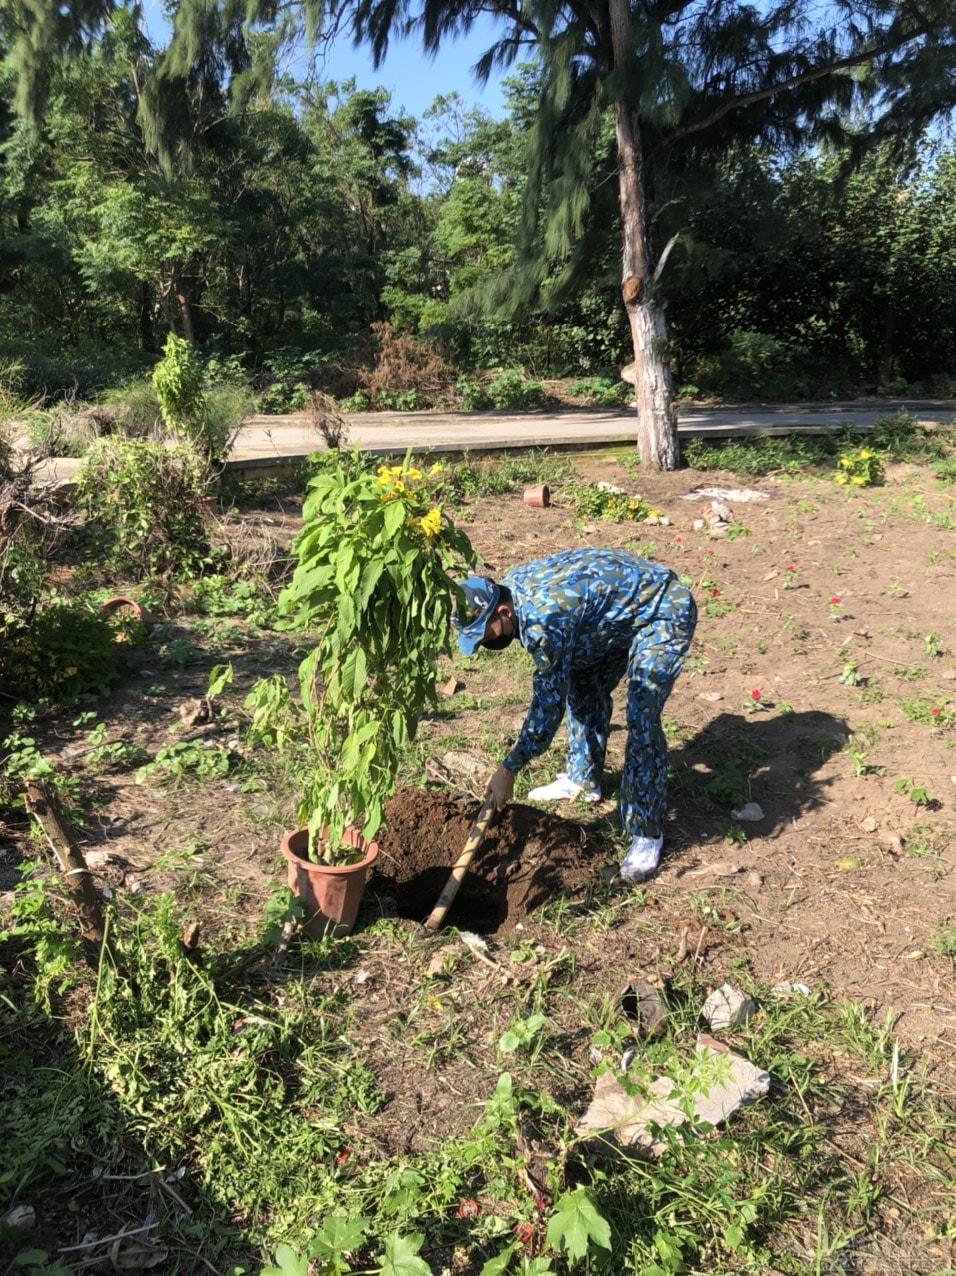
[33,398,956,482]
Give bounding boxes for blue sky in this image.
[140,3,510,120]
[310,18,511,119]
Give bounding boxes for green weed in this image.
[932,923,956,959]
[136,740,234,786]
[565,480,657,523]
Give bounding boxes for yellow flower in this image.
[405,467,423,481]
[859,449,872,460]
[851,475,866,485]
[419,507,442,538]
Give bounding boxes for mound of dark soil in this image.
[371,789,615,932]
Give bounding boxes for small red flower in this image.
[710,588,720,597]
[751,689,762,701]
[534,1194,547,1211]
[706,549,714,556]
[931,708,941,717]
[786,565,796,573]
[335,1149,352,1165]
[675,536,682,543]
[512,1222,533,1245]
[830,596,842,605]
[457,1199,479,1219]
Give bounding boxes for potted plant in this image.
[247,450,474,937]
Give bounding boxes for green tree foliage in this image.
[666,142,956,396]
[347,0,956,466]
[6,1,956,416]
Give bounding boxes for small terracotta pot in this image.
[101,596,156,633]
[280,827,379,938]
[523,484,551,508]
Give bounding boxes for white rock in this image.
[574,1035,770,1157]
[1,1204,35,1230]
[681,487,770,503]
[731,802,765,822]
[84,850,117,870]
[702,983,757,1031]
[443,750,484,776]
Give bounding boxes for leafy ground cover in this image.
[2,425,956,1275]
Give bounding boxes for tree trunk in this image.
[138,281,153,352]
[878,300,896,387]
[171,264,196,345]
[609,0,679,471]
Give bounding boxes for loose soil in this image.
[374,791,614,931]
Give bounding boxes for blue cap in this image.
[455,576,501,655]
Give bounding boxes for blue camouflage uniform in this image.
[500,549,697,840]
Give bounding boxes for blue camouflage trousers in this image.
[564,580,697,839]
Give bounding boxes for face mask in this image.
[482,631,516,651]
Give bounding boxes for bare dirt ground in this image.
[419,451,956,1077]
[3,446,955,1087]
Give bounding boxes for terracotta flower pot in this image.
[523,484,550,508]
[280,827,379,938]
[101,596,156,633]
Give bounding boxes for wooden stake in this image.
[24,780,106,945]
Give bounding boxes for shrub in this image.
[567,376,632,407]
[100,378,165,438]
[687,329,815,400]
[356,323,456,409]
[254,348,319,414]
[74,439,219,579]
[2,597,144,702]
[486,369,548,410]
[249,450,475,858]
[152,335,206,437]
[566,481,658,522]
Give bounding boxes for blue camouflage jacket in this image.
[501,548,676,772]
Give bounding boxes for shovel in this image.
[424,795,499,931]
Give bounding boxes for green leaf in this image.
[378,1231,432,1275]
[259,1243,309,1276]
[478,1245,519,1276]
[545,1188,612,1264]
[723,1223,743,1249]
[383,499,407,539]
[207,662,233,699]
[356,558,386,610]
[312,1214,370,1261]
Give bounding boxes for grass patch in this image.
[681,413,956,478]
[3,889,955,1275]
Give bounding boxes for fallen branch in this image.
[24,780,105,945]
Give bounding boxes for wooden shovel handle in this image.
[424,796,499,931]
